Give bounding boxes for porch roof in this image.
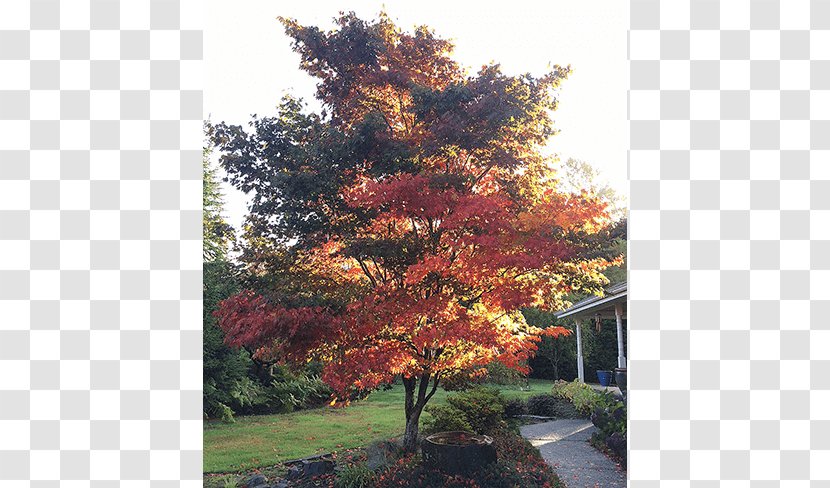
[554,281,627,320]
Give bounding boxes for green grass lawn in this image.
[204,379,555,473]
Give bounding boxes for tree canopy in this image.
[211,12,621,451]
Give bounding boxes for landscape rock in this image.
[285,465,302,480]
[245,474,269,488]
[366,439,401,471]
[301,459,334,477]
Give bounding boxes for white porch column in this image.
[575,320,584,382]
[615,303,626,368]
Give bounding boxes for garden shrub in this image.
[551,380,627,464]
[372,456,468,488]
[605,431,627,463]
[551,379,615,416]
[590,401,627,464]
[504,398,528,417]
[305,360,326,377]
[552,399,582,419]
[526,394,558,416]
[211,402,236,424]
[336,463,375,488]
[227,372,334,415]
[204,375,265,422]
[204,259,336,420]
[264,374,334,413]
[551,379,583,397]
[591,402,626,437]
[424,387,507,435]
[203,260,251,421]
[525,394,582,418]
[423,404,473,434]
[264,379,305,414]
[445,387,507,434]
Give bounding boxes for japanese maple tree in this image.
[212,12,620,452]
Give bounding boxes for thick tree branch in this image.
[424,374,441,403]
[357,259,378,288]
[472,161,496,187]
[369,255,387,283]
[416,372,431,407]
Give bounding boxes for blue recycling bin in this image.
[596,370,613,387]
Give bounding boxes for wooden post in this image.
[615,303,626,368]
[575,320,584,382]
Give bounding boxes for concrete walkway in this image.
[520,419,626,488]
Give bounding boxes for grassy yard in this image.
[204,379,554,473]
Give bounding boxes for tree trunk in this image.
[402,404,424,453]
[401,373,439,453]
[248,354,274,383]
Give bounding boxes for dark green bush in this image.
[591,401,626,438]
[424,387,507,435]
[590,401,627,464]
[551,399,582,419]
[444,387,507,434]
[526,394,582,418]
[606,431,627,462]
[203,260,251,421]
[261,374,333,414]
[504,398,528,417]
[423,404,472,434]
[526,394,558,416]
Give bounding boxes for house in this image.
[554,281,627,383]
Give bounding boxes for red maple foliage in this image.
[212,12,621,451]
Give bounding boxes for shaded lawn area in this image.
[204,379,554,473]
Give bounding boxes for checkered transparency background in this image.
[629,0,830,484]
[0,0,202,484]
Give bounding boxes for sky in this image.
[205,0,628,233]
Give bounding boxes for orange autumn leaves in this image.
[216,169,616,397]
[213,13,620,400]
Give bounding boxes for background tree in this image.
[203,258,250,421]
[203,123,235,262]
[530,217,625,382]
[556,157,626,221]
[523,308,571,380]
[212,12,620,451]
[203,125,251,420]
